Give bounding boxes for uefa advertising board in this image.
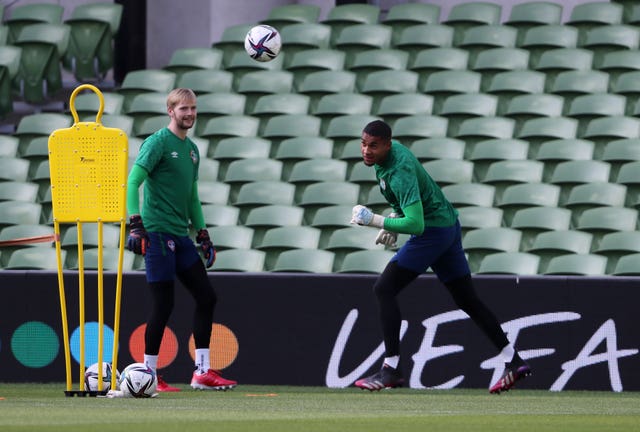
[0,272,638,391]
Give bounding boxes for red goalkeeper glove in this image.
[126,215,149,255]
[196,229,216,268]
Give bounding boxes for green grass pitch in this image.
[1,384,639,432]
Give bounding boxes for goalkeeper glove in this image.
[375,212,398,247]
[196,228,216,268]
[127,215,149,255]
[350,205,385,228]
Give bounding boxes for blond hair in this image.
[167,88,196,109]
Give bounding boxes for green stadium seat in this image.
[615,161,640,207]
[542,253,607,276]
[518,25,579,67]
[0,157,30,182]
[0,45,21,116]
[285,48,345,87]
[575,206,638,249]
[288,158,348,202]
[393,24,454,61]
[0,135,19,157]
[391,115,448,147]
[233,181,296,221]
[580,116,640,159]
[0,200,42,228]
[580,24,640,67]
[597,50,640,93]
[470,48,530,91]
[442,183,495,208]
[374,93,434,127]
[325,114,380,156]
[422,159,474,187]
[567,93,626,135]
[504,94,565,135]
[196,181,230,206]
[4,3,64,44]
[324,225,384,270]
[73,91,124,117]
[309,204,354,248]
[321,3,380,45]
[486,70,547,115]
[358,70,419,111]
[337,249,395,274]
[347,162,377,194]
[212,23,253,67]
[348,48,409,88]
[463,227,522,272]
[5,247,62,270]
[593,230,640,274]
[257,226,321,270]
[454,117,515,157]
[63,2,122,81]
[442,1,502,45]
[176,69,233,95]
[271,248,334,273]
[549,160,612,204]
[223,158,283,201]
[409,48,469,89]
[516,117,578,158]
[410,137,465,162]
[457,206,504,234]
[261,4,321,30]
[118,69,175,112]
[363,186,391,215]
[244,204,305,247]
[0,181,38,203]
[207,225,254,251]
[274,136,334,176]
[535,138,595,181]
[527,229,593,273]
[198,158,219,182]
[225,46,285,87]
[298,181,359,224]
[211,249,265,272]
[510,206,572,250]
[163,48,223,81]
[98,114,134,137]
[421,70,482,114]
[439,93,499,136]
[212,136,271,178]
[566,2,624,42]
[601,138,640,179]
[66,247,136,271]
[195,93,247,136]
[201,204,240,227]
[262,114,321,149]
[333,24,393,66]
[550,71,611,113]
[313,93,372,134]
[14,23,70,104]
[533,48,594,91]
[504,1,563,44]
[611,252,640,276]
[0,224,55,266]
[476,252,539,275]
[458,25,518,64]
[496,182,561,226]
[382,3,441,44]
[481,160,544,202]
[296,70,357,111]
[126,92,168,135]
[279,24,332,66]
[235,70,293,113]
[251,93,310,133]
[565,182,627,226]
[199,115,259,145]
[469,138,529,182]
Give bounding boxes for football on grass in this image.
[84,362,119,392]
[119,363,157,398]
[244,24,282,62]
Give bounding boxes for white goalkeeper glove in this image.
[350,205,385,228]
[375,212,398,247]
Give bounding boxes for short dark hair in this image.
[363,120,392,140]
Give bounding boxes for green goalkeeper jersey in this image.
[374,140,458,228]
[134,127,200,235]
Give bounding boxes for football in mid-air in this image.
[244,24,282,62]
[119,363,157,398]
[84,362,119,392]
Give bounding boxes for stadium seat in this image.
[442,183,495,208]
[271,248,334,273]
[0,45,21,116]
[212,136,271,178]
[176,70,234,95]
[256,225,321,270]
[233,180,296,222]
[126,92,168,135]
[285,48,345,86]
[481,160,544,202]
[535,138,595,181]
[611,252,640,276]
[73,91,124,117]
[453,117,515,156]
[0,181,39,203]
[0,224,55,266]
[244,204,305,246]
[470,48,530,91]
[567,94,626,135]
[313,93,372,134]
[518,25,578,67]
[325,114,380,156]
[274,136,334,176]
[261,4,321,30]
[280,23,333,70]
[5,247,63,271]
[487,70,547,115]
[333,24,392,66]
[163,48,223,81]
[516,117,578,158]
[575,206,638,249]
[196,181,230,206]
[358,70,419,111]
[615,161,640,207]
[348,48,409,88]
[374,93,434,127]
[324,226,384,270]
[225,50,285,88]
[422,159,473,187]
[223,158,283,201]
[13,23,70,104]
[0,136,19,157]
[200,204,240,227]
[496,181,561,226]
[194,93,246,136]
[4,3,64,43]
[211,23,253,67]
[393,24,454,62]
[321,3,380,45]
[207,225,254,251]
[382,3,441,44]
[347,162,377,199]
[66,247,136,272]
[598,51,640,93]
[439,93,498,136]
[199,115,259,145]
[63,2,122,81]
[566,2,624,42]
[235,70,293,112]
[392,115,448,147]
[458,25,518,64]
[550,70,610,112]
[118,69,176,112]
[410,137,465,162]
[527,229,593,273]
[601,138,640,179]
[262,114,322,149]
[542,253,607,276]
[510,206,572,250]
[298,181,359,224]
[469,138,529,182]
[476,252,539,275]
[309,204,354,248]
[288,159,348,201]
[504,1,563,44]
[533,48,594,90]
[409,48,469,89]
[198,158,219,182]
[442,1,502,45]
[457,206,504,234]
[0,201,42,228]
[565,182,627,225]
[337,249,395,274]
[504,94,565,134]
[549,160,612,204]
[463,227,522,272]
[211,249,265,272]
[593,230,640,274]
[364,187,391,215]
[251,93,311,133]
[581,116,640,159]
[580,24,640,66]
[0,157,30,182]
[296,70,357,111]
